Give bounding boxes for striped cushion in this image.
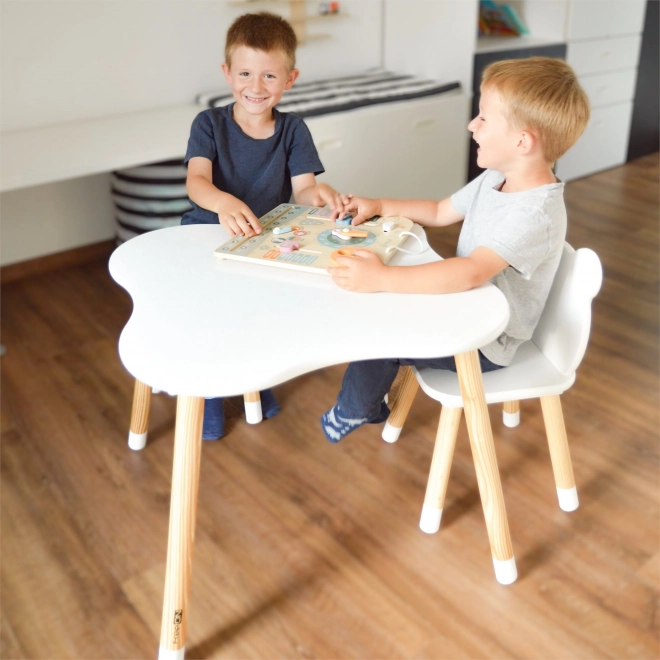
[111,159,191,243]
[197,69,460,118]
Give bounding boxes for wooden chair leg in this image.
[455,350,517,585]
[129,379,152,450]
[382,366,419,443]
[243,392,262,424]
[159,395,204,660]
[503,400,520,427]
[540,395,579,512]
[420,406,462,533]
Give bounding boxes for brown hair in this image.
[482,57,590,163]
[225,12,297,71]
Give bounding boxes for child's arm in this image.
[328,246,508,294]
[186,157,261,237]
[291,173,349,220]
[347,196,464,228]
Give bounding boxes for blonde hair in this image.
[225,12,297,71]
[482,57,590,163]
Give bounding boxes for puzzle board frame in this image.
[214,204,414,275]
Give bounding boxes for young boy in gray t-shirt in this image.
[320,57,590,443]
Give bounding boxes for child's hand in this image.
[217,198,261,237]
[327,250,387,292]
[314,183,351,220]
[344,196,382,226]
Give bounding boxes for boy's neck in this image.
[500,161,557,193]
[231,104,276,139]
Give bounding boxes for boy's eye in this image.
[265,74,276,79]
[239,72,249,77]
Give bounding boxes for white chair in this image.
[128,381,263,450]
[383,243,603,534]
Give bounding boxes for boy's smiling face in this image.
[468,86,522,172]
[222,46,299,122]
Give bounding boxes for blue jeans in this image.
[202,388,280,440]
[335,353,503,420]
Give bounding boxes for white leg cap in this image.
[493,556,518,585]
[419,505,443,534]
[128,431,147,451]
[382,421,402,443]
[244,400,263,424]
[503,410,520,427]
[158,645,185,660]
[557,486,579,511]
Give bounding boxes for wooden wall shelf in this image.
[228,0,347,43]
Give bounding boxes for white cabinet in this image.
[567,35,642,75]
[567,0,646,39]
[556,0,646,181]
[307,91,470,201]
[555,102,633,182]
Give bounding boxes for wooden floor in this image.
[2,153,658,659]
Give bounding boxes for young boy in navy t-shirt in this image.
[183,12,348,440]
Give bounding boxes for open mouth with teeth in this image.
[244,95,268,104]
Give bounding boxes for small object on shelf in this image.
[319,1,340,15]
[478,0,528,37]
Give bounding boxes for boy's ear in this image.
[221,62,231,84]
[517,130,537,156]
[284,68,300,90]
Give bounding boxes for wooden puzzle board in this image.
[214,204,414,274]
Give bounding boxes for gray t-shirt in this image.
[451,169,566,366]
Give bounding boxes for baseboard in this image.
[1,239,116,284]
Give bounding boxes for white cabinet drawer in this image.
[567,1,611,41]
[567,35,642,76]
[555,101,633,181]
[307,92,469,200]
[579,69,637,108]
[607,0,646,37]
[567,0,646,40]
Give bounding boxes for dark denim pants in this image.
[335,352,503,420]
[202,388,280,440]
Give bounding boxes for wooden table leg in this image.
[382,366,419,443]
[158,395,204,660]
[129,379,152,450]
[243,391,263,424]
[454,351,517,585]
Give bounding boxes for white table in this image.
[109,223,514,660]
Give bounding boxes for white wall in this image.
[1,0,383,132]
[0,174,115,266]
[384,0,478,94]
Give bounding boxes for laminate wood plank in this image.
[1,614,26,660]
[0,240,115,284]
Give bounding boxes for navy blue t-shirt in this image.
[181,104,324,224]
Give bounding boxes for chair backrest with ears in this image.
[531,243,603,376]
